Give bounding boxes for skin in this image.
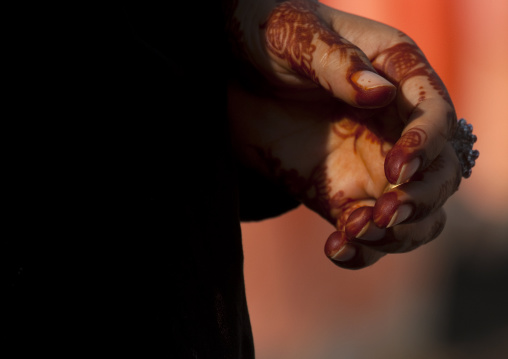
[228,0,463,270]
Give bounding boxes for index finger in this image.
[372,39,456,184]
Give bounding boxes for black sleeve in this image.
[237,162,301,221]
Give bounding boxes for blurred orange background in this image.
[241,1,508,358]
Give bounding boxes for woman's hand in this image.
[228,0,462,269]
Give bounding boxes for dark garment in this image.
[4,3,298,358]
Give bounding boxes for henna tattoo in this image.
[385,127,428,183]
[264,0,323,82]
[324,230,348,258]
[373,191,401,228]
[329,190,358,230]
[399,127,427,148]
[376,42,453,107]
[331,114,392,157]
[263,0,370,93]
[375,157,460,228]
[345,206,372,239]
[417,86,426,105]
[332,119,366,153]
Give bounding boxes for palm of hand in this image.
[229,85,403,231]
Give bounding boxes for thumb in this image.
[264,0,395,108]
[318,37,397,108]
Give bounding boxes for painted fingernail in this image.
[325,231,356,262]
[330,244,356,262]
[396,157,421,185]
[345,207,385,241]
[351,70,394,89]
[345,207,371,238]
[350,71,396,107]
[355,221,385,241]
[373,192,400,228]
[387,203,413,228]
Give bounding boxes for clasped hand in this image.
[228,0,461,269]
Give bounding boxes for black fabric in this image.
[5,4,254,358]
[237,163,301,221]
[5,3,301,357]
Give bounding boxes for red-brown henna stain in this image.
[375,43,458,181]
[373,191,402,228]
[376,42,455,137]
[376,157,460,228]
[385,127,427,183]
[349,71,396,108]
[393,182,450,226]
[324,230,348,258]
[264,0,324,83]
[332,119,366,154]
[417,85,426,105]
[345,206,372,239]
[329,190,359,230]
[331,114,392,157]
[264,0,383,104]
[376,42,452,106]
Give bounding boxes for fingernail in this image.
[355,221,385,241]
[345,206,372,239]
[345,207,385,241]
[351,71,396,107]
[325,231,356,262]
[330,244,356,262]
[387,204,413,228]
[373,192,401,228]
[351,70,394,89]
[396,157,421,185]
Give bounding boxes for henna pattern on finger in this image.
[376,42,453,107]
[373,191,402,228]
[331,110,395,157]
[375,43,458,182]
[332,119,366,153]
[264,0,324,83]
[329,190,359,230]
[345,206,373,239]
[399,127,427,148]
[375,154,460,228]
[376,43,456,136]
[263,0,370,92]
[385,127,428,183]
